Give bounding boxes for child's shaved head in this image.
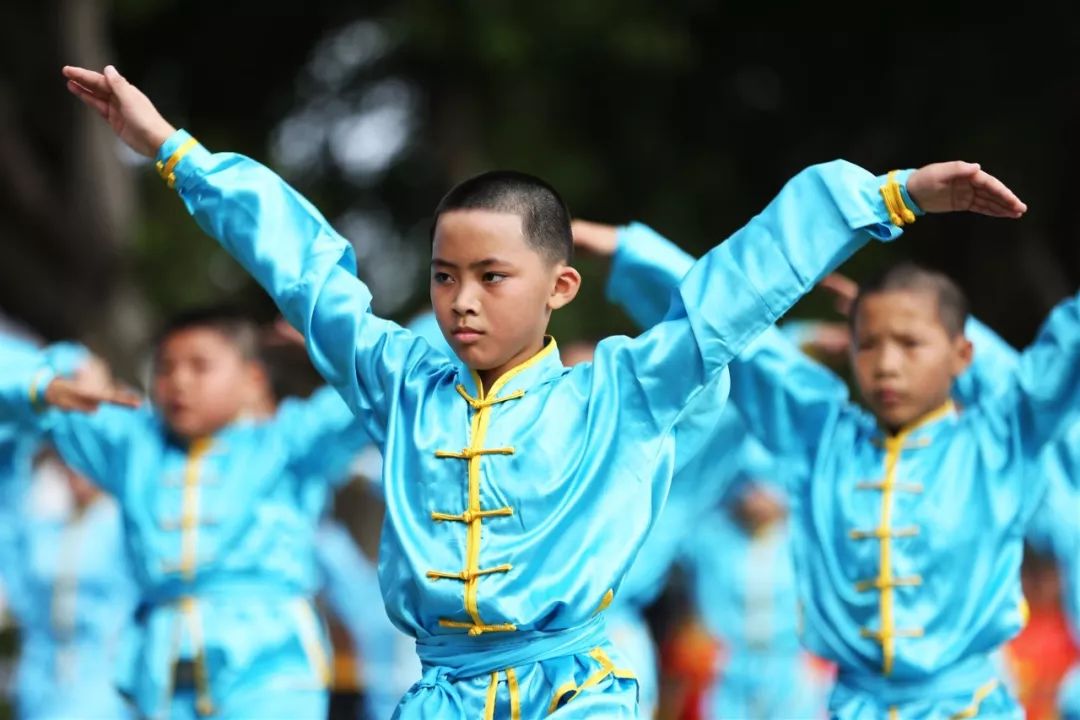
[851,263,969,338]
[155,306,261,362]
[433,170,573,265]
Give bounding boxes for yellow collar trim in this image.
[884,400,956,441]
[471,336,559,400]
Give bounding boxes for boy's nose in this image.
[874,345,902,375]
[451,284,480,316]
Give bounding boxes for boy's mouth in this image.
[452,327,484,343]
[874,388,904,406]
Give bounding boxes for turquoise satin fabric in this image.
[601,225,742,715]
[0,339,136,719]
[605,223,827,719]
[603,221,1080,717]
[1025,422,1080,720]
[1062,664,1080,720]
[681,482,829,720]
[316,520,419,720]
[963,319,1080,720]
[0,360,368,717]
[0,479,137,719]
[153,129,904,717]
[729,304,1080,717]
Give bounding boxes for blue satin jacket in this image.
[143,129,909,718]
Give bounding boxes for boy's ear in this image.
[950,335,974,376]
[548,265,582,311]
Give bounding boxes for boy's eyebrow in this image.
[431,257,509,270]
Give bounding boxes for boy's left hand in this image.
[44,377,142,413]
[906,162,1027,218]
[62,65,176,158]
[570,220,618,257]
[262,317,306,349]
[819,273,859,317]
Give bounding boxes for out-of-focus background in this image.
[3,7,1078,362]
[1,5,1078,719]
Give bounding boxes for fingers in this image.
[970,170,1027,217]
[67,80,111,117]
[570,219,596,244]
[941,160,981,179]
[62,66,111,96]
[107,388,143,408]
[819,273,858,316]
[102,64,133,98]
[53,383,142,412]
[819,273,858,300]
[570,219,618,255]
[73,388,142,411]
[263,318,305,348]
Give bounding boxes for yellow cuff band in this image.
[880,170,917,227]
[28,368,52,413]
[154,137,200,189]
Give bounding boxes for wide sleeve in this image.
[590,161,910,451]
[159,130,450,444]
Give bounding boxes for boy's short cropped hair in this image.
[155,306,261,362]
[850,262,969,338]
[432,170,573,265]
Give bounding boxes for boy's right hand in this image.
[819,272,859,317]
[62,65,176,158]
[44,377,142,413]
[570,220,618,257]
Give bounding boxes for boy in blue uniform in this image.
[1,451,139,720]
[61,62,1025,718]
[0,309,370,720]
[1022,424,1080,720]
[577,219,1078,717]
[0,339,137,719]
[680,450,830,720]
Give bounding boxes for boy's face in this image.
[431,209,579,383]
[852,290,972,432]
[734,484,787,533]
[153,327,261,440]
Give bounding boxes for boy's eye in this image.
[433,272,453,285]
[483,272,507,283]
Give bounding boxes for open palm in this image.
[62,65,175,158]
[906,161,1027,218]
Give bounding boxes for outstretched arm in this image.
[575,161,1027,468]
[574,220,694,329]
[952,316,1020,406]
[1004,289,1080,456]
[0,344,141,494]
[64,66,447,443]
[274,385,374,485]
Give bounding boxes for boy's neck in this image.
[881,398,956,437]
[475,337,549,393]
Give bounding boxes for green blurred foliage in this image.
[6,4,1080,349]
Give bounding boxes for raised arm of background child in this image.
[275,385,375,485]
[0,342,138,495]
[572,220,694,329]
[1002,288,1080,457]
[63,65,446,443]
[588,162,921,455]
[953,316,1020,407]
[729,323,851,482]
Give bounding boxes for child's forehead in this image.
[433,209,527,253]
[158,325,243,355]
[856,289,943,328]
